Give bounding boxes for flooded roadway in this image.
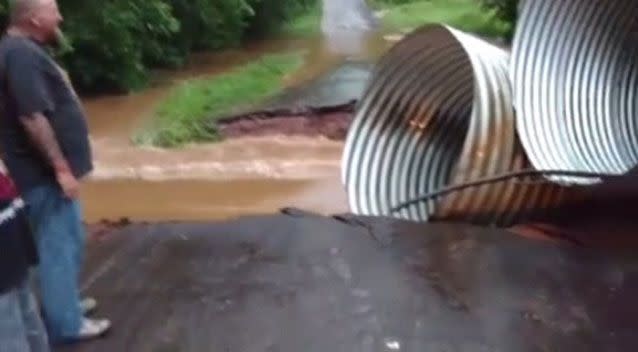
[80,31,393,223]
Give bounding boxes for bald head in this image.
[10,0,48,23]
[7,0,62,44]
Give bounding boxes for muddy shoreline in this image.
[215,101,356,140]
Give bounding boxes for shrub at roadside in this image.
[57,0,180,93]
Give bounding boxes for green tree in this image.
[56,0,180,92]
[0,0,318,93]
[479,0,519,41]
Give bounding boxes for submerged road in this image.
[59,211,638,352]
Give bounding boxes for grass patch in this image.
[135,52,305,147]
[282,0,511,40]
[378,0,511,39]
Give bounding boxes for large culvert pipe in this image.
[511,0,638,185]
[341,24,581,226]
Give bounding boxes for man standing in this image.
[0,0,110,345]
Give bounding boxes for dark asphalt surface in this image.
[263,61,374,110]
[58,211,638,352]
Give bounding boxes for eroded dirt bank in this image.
[216,101,355,140]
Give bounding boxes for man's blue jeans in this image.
[22,183,85,344]
[0,279,50,352]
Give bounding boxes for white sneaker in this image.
[80,297,98,315]
[77,317,111,340]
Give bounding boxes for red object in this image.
[0,172,19,200]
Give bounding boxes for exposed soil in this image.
[85,218,136,241]
[216,101,356,140]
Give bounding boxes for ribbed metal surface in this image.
[341,24,579,226]
[511,0,638,184]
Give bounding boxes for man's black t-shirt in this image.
[0,35,92,193]
[0,173,37,294]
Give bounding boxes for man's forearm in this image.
[20,113,70,173]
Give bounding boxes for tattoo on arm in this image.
[20,113,69,172]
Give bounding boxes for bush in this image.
[0,0,318,93]
[244,0,316,39]
[56,0,180,93]
[165,0,253,53]
[480,0,518,23]
[479,0,519,41]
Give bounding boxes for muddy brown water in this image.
[80,33,393,223]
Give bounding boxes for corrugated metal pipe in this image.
[341,24,589,226]
[511,0,638,185]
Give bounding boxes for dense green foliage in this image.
[0,0,316,93]
[479,0,519,40]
